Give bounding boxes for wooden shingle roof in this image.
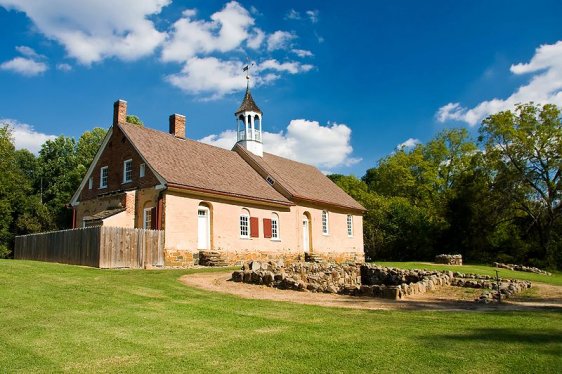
[235,86,262,115]
[235,145,366,212]
[119,122,292,206]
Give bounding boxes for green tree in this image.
[38,136,81,228]
[126,115,144,126]
[479,103,562,267]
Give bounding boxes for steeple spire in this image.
[235,62,263,157]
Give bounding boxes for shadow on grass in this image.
[425,328,562,356]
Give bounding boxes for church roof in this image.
[235,85,262,114]
[235,145,366,212]
[119,122,292,206]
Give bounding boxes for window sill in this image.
[122,180,132,184]
[99,186,107,189]
[271,238,281,242]
[322,233,330,236]
[240,237,251,240]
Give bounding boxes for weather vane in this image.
[242,57,254,84]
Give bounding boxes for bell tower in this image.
[235,72,263,157]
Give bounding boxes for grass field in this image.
[1,260,561,373]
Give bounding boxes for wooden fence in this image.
[14,226,165,269]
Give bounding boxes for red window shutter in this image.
[263,218,272,238]
[150,207,157,230]
[250,217,259,238]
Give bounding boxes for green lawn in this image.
[375,261,562,286]
[0,260,561,373]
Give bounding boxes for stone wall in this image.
[232,262,532,303]
[493,262,551,276]
[435,254,462,265]
[232,261,361,294]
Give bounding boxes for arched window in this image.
[322,210,329,235]
[347,215,353,237]
[240,208,250,238]
[271,213,280,240]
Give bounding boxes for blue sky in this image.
[1,0,562,176]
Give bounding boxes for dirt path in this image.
[180,271,562,312]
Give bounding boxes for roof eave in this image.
[167,182,294,208]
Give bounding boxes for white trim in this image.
[322,210,329,235]
[70,127,113,206]
[347,215,353,237]
[122,159,132,183]
[271,212,280,240]
[197,206,211,250]
[240,209,250,238]
[99,166,108,189]
[143,207,152,229]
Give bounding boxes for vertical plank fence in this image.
[15,227,164,269]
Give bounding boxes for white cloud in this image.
[200,119,360,169]
[161,1,254,62]
[0,0,169,64]
[306,10,319,23]
[166,57,246,99]
[247,28,265,49]
[285,9,301,20]
[56,63,72,72]
[167,57,314,99]
[15,45,45,59]
[0,119,56,154]
[0,57,47,76]
[258,59,313,74]
[267,31,296,51]
[437,40,562,126]
[292,49,313,58]
[396,138,420,150]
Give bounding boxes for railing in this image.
[237,129,261,142]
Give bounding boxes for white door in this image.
[197,208,210,250]
[302,217,310,253]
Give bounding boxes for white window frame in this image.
[100,166,108,189]
[88,177,93,190]
[322,210,329,235]
[347,215,353,237]
[271,213,280,240]
[123,159,133,183]
[240,209,250,238]
[139,163,146,178]
[143,208,152,230]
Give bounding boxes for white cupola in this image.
[235,78,263,157]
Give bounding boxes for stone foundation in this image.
[493,262,551,276]
[165,249,364,267]
[232,262,532,303]
[164,249,197,267]
[435,254,463,265]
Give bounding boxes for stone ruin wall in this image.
[435,254,463,265]
[232,261,532,303]
[493,262,552,276]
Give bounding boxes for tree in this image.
[126,115,144,126]
[38,136,81,228]
[479,103,562,267]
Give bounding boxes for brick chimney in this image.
[169,114,186,139]
[113,99,127,126]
